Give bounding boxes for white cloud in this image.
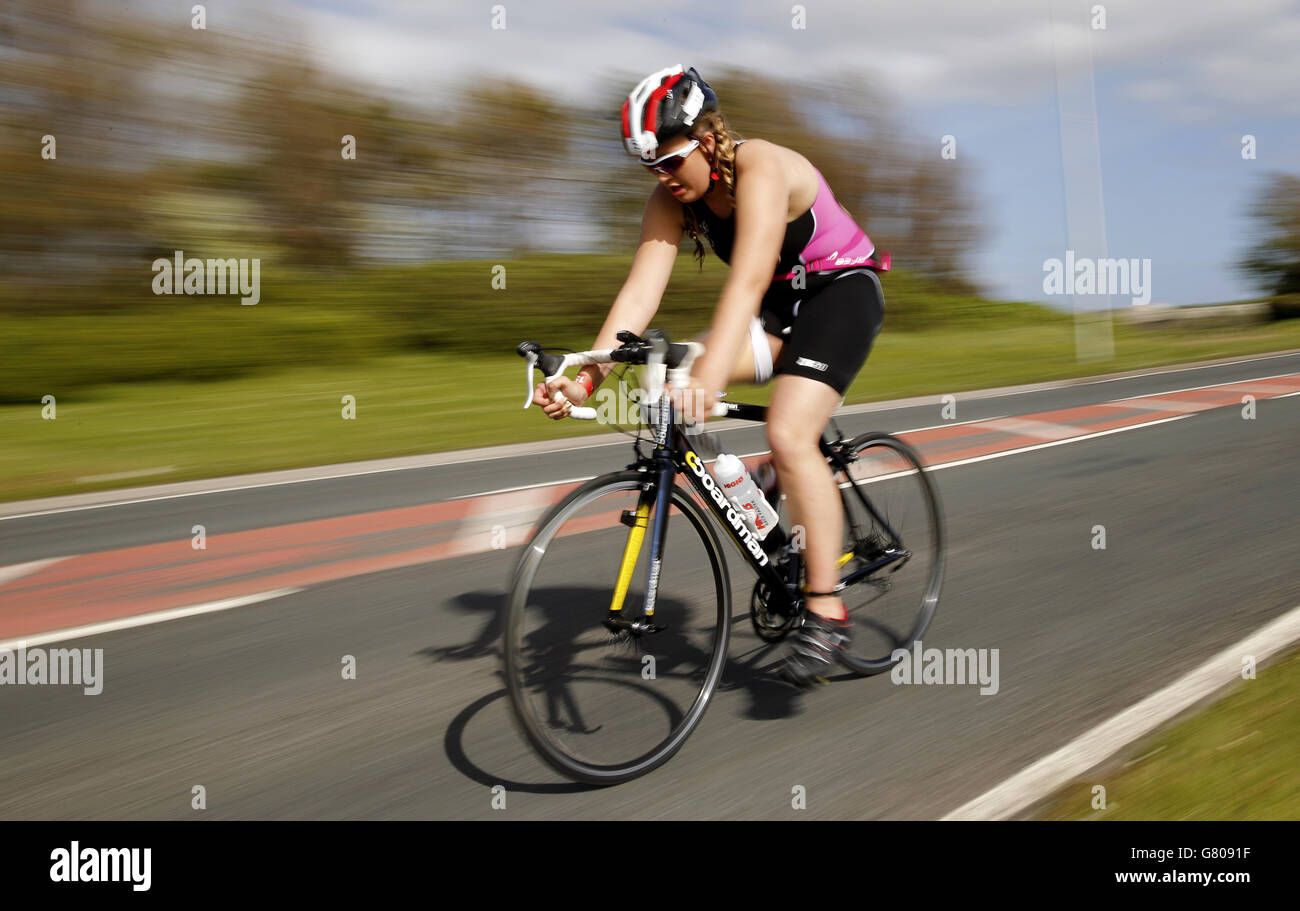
[273,0,1300,120]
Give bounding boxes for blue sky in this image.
[909,76,1300,304]
[178,0,1300,306]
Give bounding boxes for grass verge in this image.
[2,317,1300,503]
[1033,645,1300,820]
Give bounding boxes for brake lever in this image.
[522,351,537,409]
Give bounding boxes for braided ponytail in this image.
[680,110,744,269]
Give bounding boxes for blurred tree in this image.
[0,0,159,302]
[439,80,572,255]
[0,0,983,306]
[571,67,664,253]
[235,58,371,268]
[1242,173,1300,296]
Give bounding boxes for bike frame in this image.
[620,395,910,622]
[519,334,910,625]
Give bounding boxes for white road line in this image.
[941,601,1300,820]
[4,354,1296,522]
[0,589,303,650]
[900,350,1300,400]
[0,464,476,523]
[1111,369,1300,401]
[1047,349,1300,384]
[1215,383,1300,394]
[430,352,1300,469]
[912,415,1194,472]
[410,418,1010,501]
[452,413,1190,519]
[832,414,1194,487]
[463,414,1197,501]
[447,475,595,501]
[0,557,68,587]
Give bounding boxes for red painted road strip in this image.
[2,373,1297,642]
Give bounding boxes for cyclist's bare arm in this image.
[532,185,681,417]
[699,146,787,386]
[583,183,683,389]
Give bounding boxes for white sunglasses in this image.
[643,139,700,174]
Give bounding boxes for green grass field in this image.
[1034,646,1300,820]
[4,313,1300,503]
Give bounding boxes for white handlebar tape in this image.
[551,388,597,421]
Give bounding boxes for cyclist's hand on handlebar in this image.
[533,377,588,420]
[669,358,724,427]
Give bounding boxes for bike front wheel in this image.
[503,470,732,785]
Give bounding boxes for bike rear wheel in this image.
[833,432,944,675]
[503,470,731,785]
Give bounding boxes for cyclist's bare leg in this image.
[765,374,845,620]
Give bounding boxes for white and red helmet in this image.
[621,65,719,161]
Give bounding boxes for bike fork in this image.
[605,462,673,633]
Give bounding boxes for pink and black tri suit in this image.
[685,139,887,394]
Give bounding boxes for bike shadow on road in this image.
[425,587,835,789]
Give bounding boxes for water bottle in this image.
[712,453,779,540]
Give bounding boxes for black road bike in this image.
[505,330,944,785]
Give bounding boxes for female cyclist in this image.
[532,64,887,689]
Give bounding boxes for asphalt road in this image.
[2,352,1298,819]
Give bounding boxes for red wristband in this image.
[575,372,595,396]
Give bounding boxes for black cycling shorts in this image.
[758,268,885,395]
